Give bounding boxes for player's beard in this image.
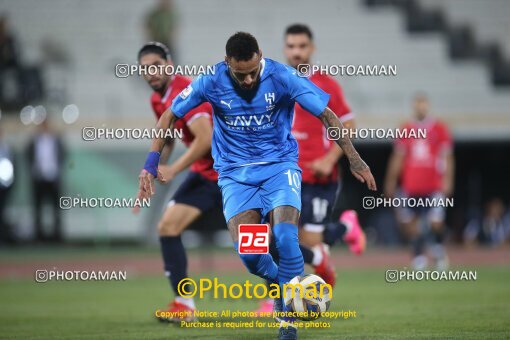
[153,77,171,94]
[240,76,259,91]
[229,69,261,93]
[240,77,260,97]
[414,110,428,121]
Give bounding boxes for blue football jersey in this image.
[171,58,330,174]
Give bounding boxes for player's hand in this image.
[131,205,141,215]
[138,169,156,199]
[131,190,142,215]
[349,157,377,191]
[158,165,177,184]
[307,157,334,177]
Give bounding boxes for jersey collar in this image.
[412,116,436,128]
[259,58,266,77]
[161,76,175,103]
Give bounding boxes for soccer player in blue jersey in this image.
[137,32,376,340]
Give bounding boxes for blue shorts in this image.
[217,162,302,223]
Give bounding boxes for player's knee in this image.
[301,228,324,247]
[157,219,183,237]
[273,223,299,253]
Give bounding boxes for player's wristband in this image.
[143,151,160,177]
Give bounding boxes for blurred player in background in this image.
[286,24,366,255]
[384,94,454,270]
[137,42,221,321]
[138,32,376,339]
[26,117,66,243]
[255,23,368,314]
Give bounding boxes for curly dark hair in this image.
[225,32,260,61]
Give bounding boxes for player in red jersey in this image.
[136,42,222,321]
[286,24,366,259]
[384,93,454,270]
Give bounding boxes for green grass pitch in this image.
[1,267,509,339]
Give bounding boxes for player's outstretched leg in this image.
[228,210,280,282]
[271,206,304,338]
[408,217,428,270]
[323,210,366,255]
[311,243,336,287]
[430,221,448,271]
[157,203,201,322]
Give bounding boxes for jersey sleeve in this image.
[181,102,213,126]
[438,122,453,153]
[281,66,330,116]
[150,93,164,119]
[171,75,208,119]
[325,78,352,123]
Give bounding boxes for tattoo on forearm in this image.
[320,108,368,172]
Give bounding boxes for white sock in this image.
[343,219,354,232]
[175,296,196,309]
[311,246,324,266]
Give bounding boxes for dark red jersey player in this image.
[137,42,222,322]
[150,74,217,181]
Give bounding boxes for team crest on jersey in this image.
[179,85,193,99]
[264,92,275,105]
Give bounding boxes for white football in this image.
[283,274,332,320]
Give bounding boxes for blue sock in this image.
[273,222,304,322]
[269,237,314,266]
[233,242,278,282]
[160,236,188,296]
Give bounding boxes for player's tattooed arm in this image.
[319,107,377,191]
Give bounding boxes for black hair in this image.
[225,32,260,61]
[285,24,313,40]
[137,42,170,61]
